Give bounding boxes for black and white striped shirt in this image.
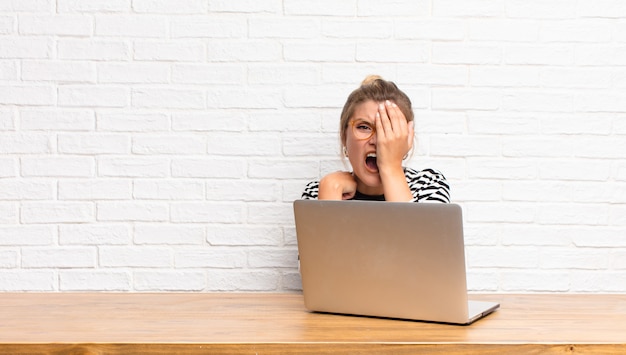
[301,167,450,203]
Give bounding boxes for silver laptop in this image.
[293,199,499,325]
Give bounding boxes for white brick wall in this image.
[0,0,625,293]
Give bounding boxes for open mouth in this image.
[365,153,378,172]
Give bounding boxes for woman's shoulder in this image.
[403,167,450,203]
[301,180,319,200]
[403,166,447,180]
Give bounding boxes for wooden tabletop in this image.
[1,293,625,354]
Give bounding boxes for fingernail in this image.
[385,100,391,106]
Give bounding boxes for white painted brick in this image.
[172,112,246,132]
[174,248,246,268]
[285,0,355,16]
[571,182,616,204]
[541,20,611,43]
[507,0,577,19]
[395,20,465,41]
[58,86,129,108]
[468,158,537,180]
[538,160,610,182]
[432,0,503,17]
[0,226,55,246]
[570,271,626,292]
[98,157,169,178]
[207,225,283,246]
[503,90,573,112]
[100,247,171,267]
[0,180,54,200]
[97,201,169,222]
[247,111,320,132]
[540,68,611,89]
[58,179,131,200]
[134,224,204,245]
[466,270,499,292]
[467,247,539,268]
[0,61,17,81]
[20,109,95,131]
[464,202,536,223]
[0,85,54,105]
[578,0,626,18]
[132,134,205,155]
[247,202,293,224]
[206,269,279,291]
[133,180,204,200]
[469,19,539,42]
[501,271,570,292]
[22,247,96,268]
[19,15,92,36]
[57,0,130,13]
[0,250,18,268]
[58,134,130,154]
[133,41,205,61]
[0,203,17,224]
[97,112,169,132]
[574,91,626,113]
[283,42,354,62]
[540,248,609,270]
[507,45,575,65]
[171,18,246,38]
[467,113,538,135]
[98,62,169,84]
[207,133,280,156]
[0,16,14,34]
[208,88,283,109]
[432,89,500,110]
[282,271,303,291]
[134,270,205,291]
[172,64,244,84]
[610,205,626,226]
[356,41,429,63]
[60,224,130,245]
[60,271,131,291]
[206,179,280,202]
[95,15,167,37]
[322,20,392,39]
[502,137,572,158]
[208,40,282,62]
[611,250,626,269]
[283,135,340,157]
[453,181,501,202]
[21,157,94,177]
[132,0,208,13]
[540,113,611,135]
[132,88,205,109]
[433,43,501,65]
[397,65,467,86]
[208,0,281,13]
[58,40,130,61]
[502,181,571,203]
[171,158,245,178]
[21,202,94,224]
[248,249,298,268]
[0,271,55,291]
[358,0,429,16]
[0,157,16,177]
[0,38,51,59]
[430,135,500,157]
[249,18,319,39]
[170,202,244,223]
[463,224,500,246]
[501,225,571,247]
[282,85,351,108]
[248,160,319,180]
[1,0,51,12]
[536,203,609,226]
[470,66,539,87]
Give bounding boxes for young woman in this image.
[301,75,450,203]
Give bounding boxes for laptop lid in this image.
[293,199,499,325]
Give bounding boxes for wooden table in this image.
[1,293,625,354]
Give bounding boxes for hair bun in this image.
[361,75,384,86]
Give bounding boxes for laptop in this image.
[293,199,499,325]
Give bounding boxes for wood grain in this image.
[1,293,625,354]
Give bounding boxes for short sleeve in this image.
[301,181,320,200]
[404,168,450,203]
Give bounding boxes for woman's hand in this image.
[318,171,357,200]
[375,100,415,202]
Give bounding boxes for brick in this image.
[356,41,429,63]
[0,61,17,80]
[132,88,205,109]
[0,271,55,291]
[170,202,244,223]
[19,15,92,36]
[285,0,355,16]
[207,225,283,246]
[20,109,95,131]
[58,86,129,108]
[97,201,169,222]
[468,158,537,180]
[60,271,131,291]
[541,20,611,43]
[322,20,392,39]
[540,248,609,270]
[507,0,577,19]
[249,19,319,39]
[58,133,130,154]
[0,157,16,177]
[470,66,539,87]
[248,249,298,268]
[132,0,208,13]
[433,0,503,17]
[206,133,280,156]
[464,202,536,223]
[0,250,18,268]
[58,179,131,200]
[208,0,281,13]
[0,226,55,246]
[206,270,279,291]
[467,246,539,268]
[60,224,130,245]
[395,20,465,40]
[433,43,501,65]
[134,225,204,245]
[246,202,293,224]
[132,134,206,155]
[21,157,94,177]
[208,88,283,109]
[58,39,130,60]
[133,180,204,200]
[283,42,354,62]
[171,158,245,178]
[171,18,245,38]
[134,271,205,291]
[172,64,244,84]
[21,202,95,224]
[206,179,280,202]
[432,89,500,110]
[95,15,167,37]
[98,157,169,177]
[430,135,500,157]
[97,112,169,132]
[100,247,171,267]
[172,112,246,132]
[0,203,17,224]
[506,45,573,65]
[22,247,96,268]
[208,40,281,62]
[174,248,246,268]
[536,203,609,226]
[98,62,169,84]
[500,271,570,292]
[133,41,205,61]
[359,0,429,16]
[0,180,54,200]
[0,38,51,59]
[538,159,610,182]
[0,133,50,154]
[57,0,130,13]
[0,85,54,105]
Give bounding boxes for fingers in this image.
[377,100,407,139]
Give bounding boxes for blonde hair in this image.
[339,75,414,147]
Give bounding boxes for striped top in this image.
[301,167,450,203]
